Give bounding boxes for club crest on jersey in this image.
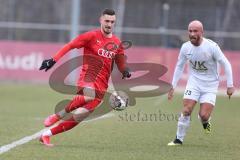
[96,40,101,44]
[98,48,116,59]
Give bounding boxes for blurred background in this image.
[0,0,239,86]
[1,0,240,49]
[0,1,240,159]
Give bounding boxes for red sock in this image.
[65,95,86,112]
[50,117,78,135]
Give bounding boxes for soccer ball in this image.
[109,91,129,111]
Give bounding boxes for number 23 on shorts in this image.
[184,90,192,95]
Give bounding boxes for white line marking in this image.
[0,113,114,155]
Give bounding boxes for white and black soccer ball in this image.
[109,91,129,111]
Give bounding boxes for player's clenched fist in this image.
[227,87,235,99]
[39,58,56,72]
[122,68,131,79]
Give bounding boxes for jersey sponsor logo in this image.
[98,48,116,59]
[190,60,208,71]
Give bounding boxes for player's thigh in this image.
[83,98,102,112]
[183,78,201,102]
[199,93,216,119]
[182,86,199,115]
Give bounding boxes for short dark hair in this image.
[102,8,115,16]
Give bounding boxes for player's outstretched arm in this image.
[39,43,74,72]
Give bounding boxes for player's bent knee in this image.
[182,100,196,116]
[182,107,192,116]
[73,108,91,122]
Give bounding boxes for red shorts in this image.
[76,81,107,111]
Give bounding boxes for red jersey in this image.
[53,29,125,91]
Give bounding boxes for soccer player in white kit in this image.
[167,20,235,146]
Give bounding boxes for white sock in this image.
[176,113,190,142]
[57,109,67,118]
[42,130,52,137]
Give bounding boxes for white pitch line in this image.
[0,113,114,155]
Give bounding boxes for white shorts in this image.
[183,77,219,106]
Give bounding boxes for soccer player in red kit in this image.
[39,9,131,146]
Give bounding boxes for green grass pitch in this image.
[0,83,239,160]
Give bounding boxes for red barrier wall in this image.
[0,40,239,88]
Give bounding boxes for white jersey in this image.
[172,38,233,88]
